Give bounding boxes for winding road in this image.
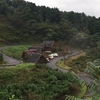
[0,46,21,66]
[0,46,93,83]
[47,49,93,83]
[47,49,80,73]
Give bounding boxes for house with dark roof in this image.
[21,50,34,61]
[28,46,42,53]
[26,53,49,64]
[21,41,56,64]
[42,41,55,51]
[32,44,44,49]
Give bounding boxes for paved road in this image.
[0,46,21,65]
[47,49,93,83]
[47,49,80,72]
[0,46,93,83]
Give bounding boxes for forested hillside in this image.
[0,1,100,99]
[0,0,100,58]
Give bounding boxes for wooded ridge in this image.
[0,0,100,59]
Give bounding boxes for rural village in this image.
[0,0,100,99]
[21,41,59,64]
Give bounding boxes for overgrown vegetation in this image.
[0,0,100,50]
[67,56,92,72]
[56,59,71,70]
[85,59,100,99]
[2,45,30,59]
[0,64,86,100]
[0,0,100,99]
[57,51,91,72]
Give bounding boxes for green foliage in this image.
[65,95,91,100]
[85,59,100,99]
[0,0,100,47]
[68,56,92,72]
[0,64,85,100]
[2,45,30,59]
[85,59,100,79]
[86,38,100,59]
[92,94,100,100]
[65,95,81,100]
[9,94,19,100]
[14,63,35,69]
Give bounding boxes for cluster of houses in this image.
[21,41,56,64]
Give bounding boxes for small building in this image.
[21,41,56,64]
[42,41,55,52]
[21,50,35,61]
[22,50,49,64]
[28,46,42,53]
[32,44,44,50]
[26,53,49,64]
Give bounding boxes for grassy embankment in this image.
[56,51,86,71]
[2,45,30,59]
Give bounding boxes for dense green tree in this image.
[85,60,100,98]
[0,0,9,15]
[1,0,100,51]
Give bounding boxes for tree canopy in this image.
[0,0,100,47]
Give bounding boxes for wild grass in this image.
[0,63,86,100]
[57,51,88,72]
[56,59,71,70]
[77,81,87,98]
[65,51,86,65]
[7,63,35,69]
[2,45,30,59]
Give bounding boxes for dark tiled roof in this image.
[28,46,42,52]
[32,44,44,47]
[24,50,35,55]
[43,41,54,47]
[26,53,41,63]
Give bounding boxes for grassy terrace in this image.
[2,45,30,59]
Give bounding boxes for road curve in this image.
[47,49,93,83]
[0,46,21,65]
[47,49,80,73]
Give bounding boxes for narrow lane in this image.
[0,46,21,65]
[47,49,80,72]
[47,49,93,83]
